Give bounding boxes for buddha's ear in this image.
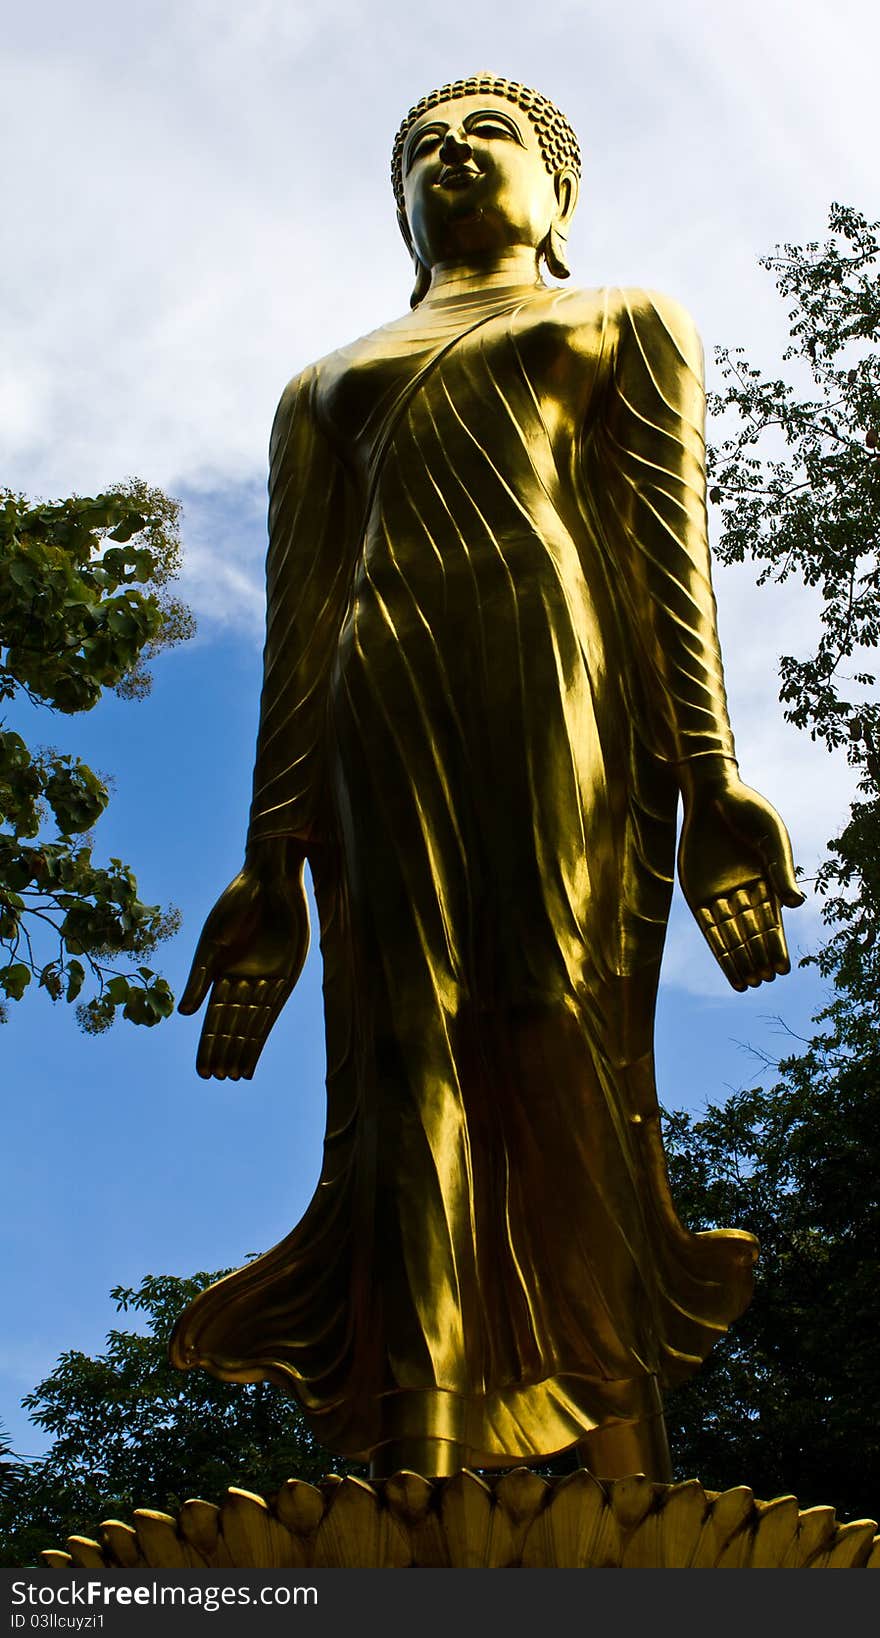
[555,167,579,229]
[398,208,431,308]
[540,168,579,282]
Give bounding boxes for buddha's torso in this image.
[315,282,614,482]
[313,285,621,661]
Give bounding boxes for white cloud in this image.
[3,1,876,842]
[5,1,877,502]
[176,480,267,632]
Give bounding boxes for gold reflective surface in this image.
[173,77,803,1479]
[41,1474,880,1570]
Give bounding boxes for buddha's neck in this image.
[425,247,544,303]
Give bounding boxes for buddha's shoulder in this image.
[270,287,702,417]
[538,285,702,355]
[271,321,421,415]
[272,347,346,411]
[269,341,371,441]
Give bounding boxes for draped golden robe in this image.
[172,283,757,1464]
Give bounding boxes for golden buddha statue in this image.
[172,75,803,1483]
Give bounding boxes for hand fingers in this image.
[751,812,804,908]
[697,879,790,991]
[178,960,211,1015]
[708,884,780,988]
[236,978,292,1078]
[768,855,807,910]
[195,975,292,1080]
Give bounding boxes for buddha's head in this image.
[394,75,580,304]
[392,75,581,306]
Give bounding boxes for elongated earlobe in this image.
[541,226,571,280]
[397,207,431,307]
[540,167,578,281]
[410,258,431,307]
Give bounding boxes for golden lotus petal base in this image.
[41,1472,879,1570]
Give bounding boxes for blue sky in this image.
[2,0,876,1460]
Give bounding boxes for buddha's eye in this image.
[464,113,525,146]
[406,129,442,168]
[469,119,513,140]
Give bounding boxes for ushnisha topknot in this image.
[392,75,581,215]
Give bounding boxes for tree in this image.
[0,1422,24,1505]
[663,1038,879,1519]
[665,205,880,1522]
[705,202,879,965]
[0,480,195,1029]
[0,1270,361,1568]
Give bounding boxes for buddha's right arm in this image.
[179,369,360,1077]
[248,367,360,848]
[178,837,311,1078]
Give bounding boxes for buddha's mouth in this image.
[436,165,480,190]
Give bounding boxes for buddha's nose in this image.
[439,129,472,164]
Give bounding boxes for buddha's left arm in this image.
[597,290,803,989]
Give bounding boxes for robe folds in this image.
[171,283,758,1464]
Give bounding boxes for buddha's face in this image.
[400,93,569,268]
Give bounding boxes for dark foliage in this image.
[0,1271,360,1568]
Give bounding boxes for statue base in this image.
[42,1471,879,1569]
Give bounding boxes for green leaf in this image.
[107,512,146,543]
[0,963,31,1000]
[44,759,109,835]
[38,963,64,1001]
[65,960,85,1002]
[8,558,37,591]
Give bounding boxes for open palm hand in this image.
[178,839,310,1079]
[678,778,804,992]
